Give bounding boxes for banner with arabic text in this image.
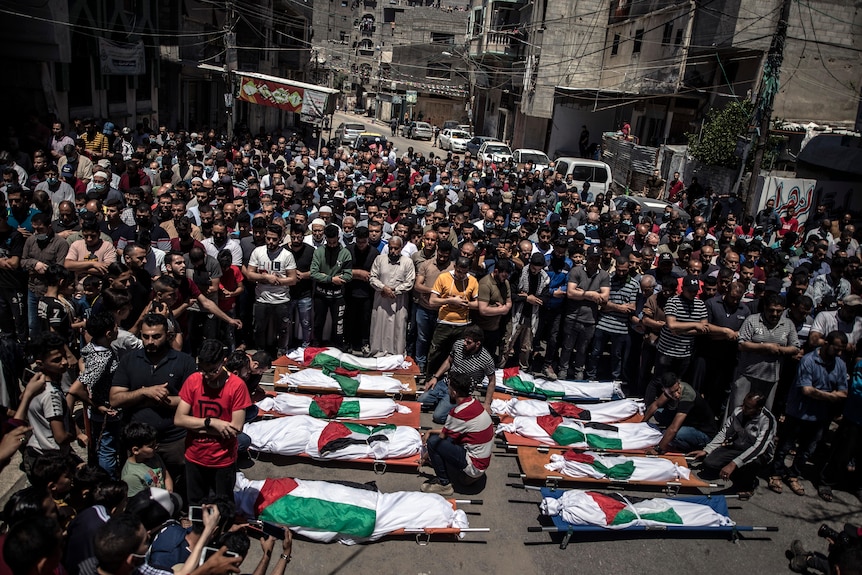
[98,38,145,75]
[238,76,304,112]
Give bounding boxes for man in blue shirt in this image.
[769,330,848,497]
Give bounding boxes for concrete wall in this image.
[548,101,616,158]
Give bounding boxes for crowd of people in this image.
[0,114,862,573]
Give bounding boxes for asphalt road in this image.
[329,111,441,160]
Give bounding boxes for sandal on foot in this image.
[736,490,753,501]
[818,486,834,502]
[768,476,784,494]
[787,477,805,496]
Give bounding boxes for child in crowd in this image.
[121,421,172,497]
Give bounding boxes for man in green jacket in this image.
[310,224,353,347]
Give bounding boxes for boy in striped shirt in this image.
[420,374,494,496]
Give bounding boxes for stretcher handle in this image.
[527,526,556,532]
[507,483,525,489]
[508,472,525,478]
[401,528,490,533]
[454,499,483,505]
[752,526,779,532]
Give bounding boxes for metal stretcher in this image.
[387,499,489,545]
[273,354,422,376]
[273,365,418,399]
[492,392,644,425]
[527,488,777,548]
[510,446,716,493]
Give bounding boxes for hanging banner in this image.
[238,75,304,112]
[98,38,145,75]
[300,89,329,125]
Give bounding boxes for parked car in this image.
[354,132,388,151]
[333,122,366,146]
[442,120,461,130]
[457,124,472,133]
[465,135,498,156]
[439,129,472,151]
[512,148,551,172]
[400,121,433,140]
[554,157,614,197]
[478,141,513,164]
[614,196,691,223]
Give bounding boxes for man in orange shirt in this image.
[425,256,479,378]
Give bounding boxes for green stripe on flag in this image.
[551,426,586,446]
[504,376,534,394]
[343,422,372,435]
[331,374,360,396]
[591,460,635,480]
[260,494,377,537]
[585,433,623,451]
[371,424,396,434]
[310,353,343,372]
[308,400,361,419]
[612,506,683,526]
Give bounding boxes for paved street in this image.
[328,111,441,160]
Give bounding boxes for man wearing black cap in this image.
[557,244,610,380]
[646,274,709,404]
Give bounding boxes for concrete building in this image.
[314,0,471,124]
[0,0,312,139]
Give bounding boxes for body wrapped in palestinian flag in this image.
[286,347,411,372]
[244,415,421,460]
[491,397,642,423]
[544,450,691,482]
[494,368,623,400]
[257,393,411,420]
[498,415,662,450]
[234,473,469,544]
[276,368,407,396]
[540,489,735,530]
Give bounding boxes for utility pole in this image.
[224,0,238,139]
[743,0,793,200]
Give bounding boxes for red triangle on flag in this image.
[317,421,353,453]
[536,414,563,437]
[563,450,595,464]
[334,366,360,377]
[313,395,345,418]
[303,347,330,365]
[586,491,628,525]
[254,477,298,515]
[502,366,521,380]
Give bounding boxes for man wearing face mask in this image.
[202,220,242,266]
[35,165,75,215]
[56,143,93,186]
[21,212,70,338]
[118,155,151,194]
[170,151,194,185]
[133,203,171,252]
[310,224,353,348]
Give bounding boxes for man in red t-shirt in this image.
[175,338,251,504]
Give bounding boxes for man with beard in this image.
[536,239,572,380]
[118,155,151,193]
[121,242,153,330]
[245,224,297,356]
[286,223,314,349]
[52,200,81,241]
[110,313,198,496]
[369,236,415,356]
[78,119,109,159]
[345,226,379,356]
[161,198,203,241]
[310,225,353,347]
[413,240,453,373]
[587,255,639,381]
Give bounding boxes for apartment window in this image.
[662,22,673,46]
[675,29,684,46]
[633,28,644,53]
[426,62,451,79]
[341,0,348,6]
[611,33,620,56]
[431,32,454,44]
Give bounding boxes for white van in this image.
[554,157,613,197]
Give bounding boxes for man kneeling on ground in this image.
[420,374,494,496]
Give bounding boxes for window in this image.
[426,62,451,79]
[675,29,684,46]
[431,32,454,44]
[611,33,620,56]
[662,22,673,46]
[633,29,644,53]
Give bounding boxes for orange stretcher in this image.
[492,392,644,425]
[511,446,716,491]
[273,354,422,376]
[272,366,417,399]
[257,394,422,428]
[269,451,423,475]
[387,499,488,544]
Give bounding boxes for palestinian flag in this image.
[304,347,365,372]
[256,393,406,420]
[499,416,662,450]
[545,450,692,482]
[254,477,378,538]
[502,368,564,398]
[540,489,734,530]
[491,398,641,423]
[316,421,397,457]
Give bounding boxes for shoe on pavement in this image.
[557,368,568,381]
[420,478,454,497]
[360,344,371,357]
[541,366,558,381]
[789,539,809,573]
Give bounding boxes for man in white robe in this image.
[369,236,415,356]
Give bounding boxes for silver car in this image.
[333,122,366,146]
[402,121,433,140]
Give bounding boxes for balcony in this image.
[469,31,524,60]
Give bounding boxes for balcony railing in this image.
[469,31,524,59]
